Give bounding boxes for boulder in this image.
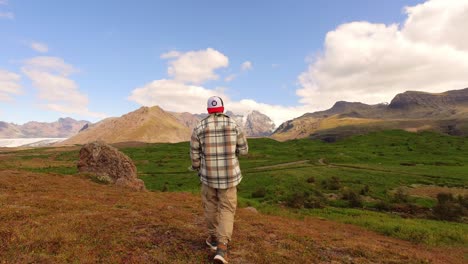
[77,141,146,191]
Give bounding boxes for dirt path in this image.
[317,158,458,180]
[249,160,310,171]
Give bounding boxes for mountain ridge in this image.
[272,87,468,141]
[59,106,192,145]
[0,118,89,139]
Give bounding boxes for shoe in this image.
[213,242,228,264]
[206,235,217,251]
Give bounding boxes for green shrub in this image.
[433,193,466,221]
[285,189,324,209]
[375,200,391,211]
[322,176,341,190]
[252,187,267,198]
[341,187,362,208]
[393,187,409,203]
[458,194,468,209]
[360,185,370,195]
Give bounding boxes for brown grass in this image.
[409,185,468,199]
[0,170,465,263]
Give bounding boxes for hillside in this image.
[60,106,191,145]
[0,169,464,263]
[0,118,89,138]
[1,131,467,262]
[272,88,468,141]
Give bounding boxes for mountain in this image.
[0,118,89,139]
[224,110,275,137]
[272,88,468,141]
[169,112,203,130]
[172,110,275,137]
[0,121,22,138]
[60,106,191,145]
[242,110,276,137]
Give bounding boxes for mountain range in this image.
[0,118,89,138]
[58,107,276,145]
[272,88,468,141]
[2,87,468,146]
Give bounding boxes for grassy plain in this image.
[1,130,467,248]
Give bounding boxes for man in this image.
[190,96,248,264]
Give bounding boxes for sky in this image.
[1,0,468,127]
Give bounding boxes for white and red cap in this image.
[207,96,224,114]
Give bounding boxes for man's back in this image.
[191,113,248,189]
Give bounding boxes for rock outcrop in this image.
[77,141,145,191]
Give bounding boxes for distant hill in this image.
[60,106,191,145]
[0,121,22,138]
[272,88,468,141]
[0,118,89,138]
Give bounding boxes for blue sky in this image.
[1,0,468,126]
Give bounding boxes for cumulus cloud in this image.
[0,11,13,19]
[30,42,49,53]
[161,48,229,85]
[129,48,314,126]
[128,78,307,126]
[129,79,226,114]
[130,0,468,127]
[296,0,468,110]
[22,56,107,118]
[0,69,21,101]
[241,61,252,71]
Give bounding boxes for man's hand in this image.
[188,166,199,172]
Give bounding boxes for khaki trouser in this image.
[201,184,237,244]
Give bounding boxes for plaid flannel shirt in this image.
[190,113,248,189]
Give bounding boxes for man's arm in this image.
[190,129,201,170]
[236,128,248,156]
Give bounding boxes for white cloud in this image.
[241,61,252,71]
[128,79,226,114]
[130,0,468,127]
[30,42,49,53]
[296,0,468,110]
[0,69,22,101]
[224,74,236,82]
[128,78,310,126]
[0,11,13,19]
[160,50,181,59]
[22,56,107,119]
[129,47,315,126]
[402,0,468,52]
[23,56,76,75]
[161,48,229,84]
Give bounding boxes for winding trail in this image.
[250,160,310,171]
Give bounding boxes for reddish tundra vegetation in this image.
[0,170,465,263]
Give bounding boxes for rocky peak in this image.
[244,111,275,137]
[389,88,468,109]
